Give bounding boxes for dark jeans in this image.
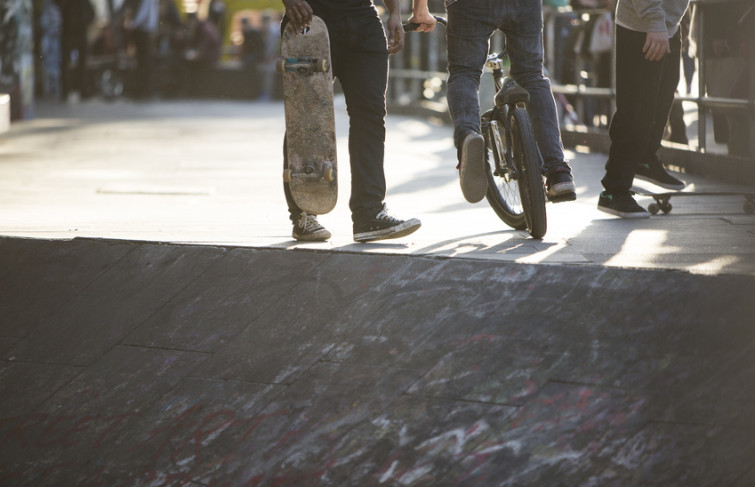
[284,9,389,223]
[602,25,681,195]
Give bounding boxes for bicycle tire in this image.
[509,107,547,238]
[482,109,526,230]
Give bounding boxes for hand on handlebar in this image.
[407,11,437,32]
[404,15,445,33]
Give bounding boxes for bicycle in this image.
[404,17,548,239]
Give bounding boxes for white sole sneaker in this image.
[354,218,421,243]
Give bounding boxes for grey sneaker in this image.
[459,132,487,203]
[635,160,685,190]
[292,212,331,241]
[597,192,649,218]
[353,205,421,243]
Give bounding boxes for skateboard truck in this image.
[276,57,329,76]
[283,160,335,183]
[632,189,755,215]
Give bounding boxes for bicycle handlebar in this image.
[403,16,447,32]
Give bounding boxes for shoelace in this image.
[374,206,398,223]
[299,213,320,231]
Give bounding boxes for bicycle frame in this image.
[484,51,518,183]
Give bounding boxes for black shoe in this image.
[292,212,331,241]
[459,131,487,203]
[546,168,577,202]
[597,192,649,218]
[353,205,421,243]
[635,160,685,190]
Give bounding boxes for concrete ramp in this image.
[1,237,754,486]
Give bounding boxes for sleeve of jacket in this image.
[624,0,667,32]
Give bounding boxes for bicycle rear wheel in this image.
[509,107,547,238]
[482,109,526,230]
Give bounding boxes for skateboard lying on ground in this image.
[631,188,755,215]
[277,16,337,215]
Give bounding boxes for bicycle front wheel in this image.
[509,107,547,239]
[482,110,526,230]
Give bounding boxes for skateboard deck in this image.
[631,188,755,215]
[278,16,337,215]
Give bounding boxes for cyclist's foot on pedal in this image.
[546,168,577,202]
[353,204,421,243]
[292,212,331,241]
[459,131,487,203]
[635,159,686,190]
[597,191,649,218]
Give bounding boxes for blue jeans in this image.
[446,0,569,173]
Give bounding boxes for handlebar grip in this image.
[403,22,421,32]
[402,16,447,32]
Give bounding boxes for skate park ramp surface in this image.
[1,236,754,486]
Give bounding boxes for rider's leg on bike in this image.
[446,3,496,204]
[502,2,577,202]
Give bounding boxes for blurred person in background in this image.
[123,0,160,100]
[689,0,746,146]
[207,0,227,40]
[56,0,95,101]
[39,0,62,99]
[154,0,182,97]
[255,11,280,101]
[240,17,264,72]
[181,12,222,70]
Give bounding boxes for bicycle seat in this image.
[495,76,530,107]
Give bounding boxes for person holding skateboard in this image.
[281,0,421,243]
[597,0,689,218]
[408,0,577,205]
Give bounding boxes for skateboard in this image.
[631,188,755,215]
[277,16,337,215]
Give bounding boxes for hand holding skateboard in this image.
[283,0,313,31]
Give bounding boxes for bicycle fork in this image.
[485,105,519,183]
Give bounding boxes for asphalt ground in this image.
[0,98,754,486]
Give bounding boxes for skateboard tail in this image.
[289,179,338,215]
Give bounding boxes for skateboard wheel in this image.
[660,203,672,214]
[318,59,328,72]
[276,59,287,73]
[648,203,659,215]
[283,168,292,183]
[323,167,334,182]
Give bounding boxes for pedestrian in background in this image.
[40,0,62,99]
[255,12,280,101]
[597,0,689,218]
[181,12,222,70]
[123,0,159,100]
[56,0,95,101]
